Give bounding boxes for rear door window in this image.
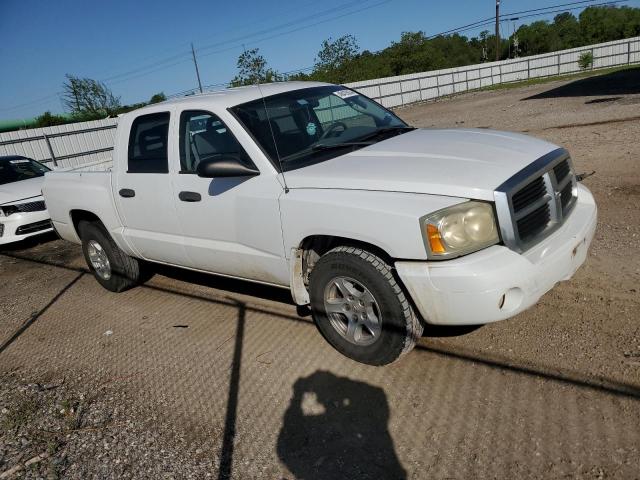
[128,112,170,173]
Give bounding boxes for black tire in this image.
[309,246,423,366]
[78,221,149,292]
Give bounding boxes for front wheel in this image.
[78,221,150,292]
[309,246,423,365]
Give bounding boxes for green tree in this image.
[230,48,281,87]
[578,51,594,70]
[383,32,433,75]
[554,12,581,48]
[313,34,360,83]
[34,111,70,128]
[149,92,166,104]
[516,21,557,55]
[61,74,121,119]
[233,5,640,88]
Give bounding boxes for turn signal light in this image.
[426,224,446,254]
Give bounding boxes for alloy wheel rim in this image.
[323,276,382,346]
[87,240,111,280]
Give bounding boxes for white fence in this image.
[1,36,638,171]
[0,118,117,170]
[345,36,640,108]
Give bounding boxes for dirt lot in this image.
[1,68,640,479]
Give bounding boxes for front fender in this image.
[279,189,466,260]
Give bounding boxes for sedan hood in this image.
[0,176,45,205]
[284,128,559,201]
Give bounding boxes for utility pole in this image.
[191,42,203,94]
[495,0,501,61]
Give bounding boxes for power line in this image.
[427,0,605,39]
[197,0,371,55]
[197,0,391,59]
[163,0,628,100]
[1,0,383,112]
[98,0,383,86]
[105,0,390,88]
[0,0,631,114]
[82,0,328,81]
[451,0,629,37]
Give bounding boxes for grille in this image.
[516,203,551,242]
[15,200,46,213]
[495,148,578,252]
[512,177,546,213]
[0,223,4,237]
[559,181,574,210]
[15,220,51,235]
[553,159,571,183]
[511,175,552,245]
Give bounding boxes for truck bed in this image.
[43,169,122,244]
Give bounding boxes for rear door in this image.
[113,110,189,265]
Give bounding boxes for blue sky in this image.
[1,0,638,119]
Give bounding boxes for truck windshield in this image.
[230,85,411,171]
[0,157,50,185]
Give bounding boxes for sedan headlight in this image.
[0,206,17,217]
[421,201,499,259]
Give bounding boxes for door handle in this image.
[179,191,201,202]
[119,188,135,198]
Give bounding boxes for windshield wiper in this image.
[311,141,375,151]
[311,126,416,152]
[363,125,415,138]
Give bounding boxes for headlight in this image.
[421,201,499,259]
[0,208,5,217]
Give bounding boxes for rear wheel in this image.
[78,221,150,292]
[309,246,423,365]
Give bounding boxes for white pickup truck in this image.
[43,81,597,365]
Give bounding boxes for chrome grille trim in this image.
[494,148,578,253]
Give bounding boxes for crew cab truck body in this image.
[43,81,597,365]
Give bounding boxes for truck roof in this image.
[132,81,334,115]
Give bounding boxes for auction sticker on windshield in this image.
[333,89,358,99]
[9,159,30,164]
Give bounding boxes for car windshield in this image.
[231,85,411,171]
[0,157,50,185]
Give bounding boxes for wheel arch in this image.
[69,210,105,238]
[289,234,395,306]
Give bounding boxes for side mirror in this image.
[196,155,260,178]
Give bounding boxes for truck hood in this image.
[0,176,45,205]
[284,128,560,201]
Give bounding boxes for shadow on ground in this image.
[0,231,59,252]
[153,263,294,306]
[3,243,640,478]
[523,66,640,100]
[277,371,406,480]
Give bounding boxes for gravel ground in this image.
[1,67,639,479]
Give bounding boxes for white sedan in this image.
[0,155,53,245]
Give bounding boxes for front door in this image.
[170,109,288,285]
[113,110,188,266]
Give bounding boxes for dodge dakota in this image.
[42,82,597,365]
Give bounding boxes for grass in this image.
[1,394,39,432]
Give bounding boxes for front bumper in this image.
[0,209,53,246]
[396,184,597,325]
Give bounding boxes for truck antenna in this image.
[256,81,289,193]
